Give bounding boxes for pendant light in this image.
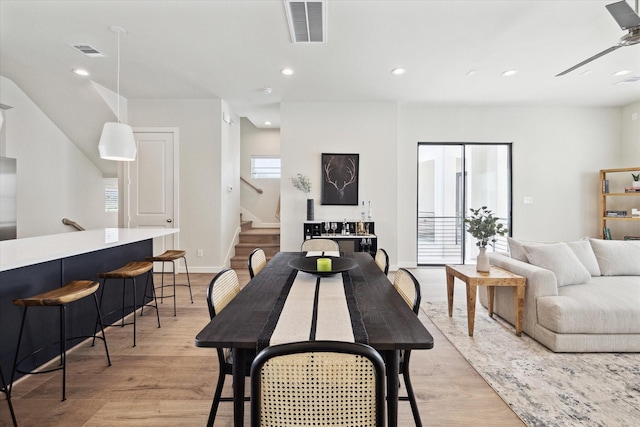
[98,26,136,161]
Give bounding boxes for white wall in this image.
[0,76,112,238]
[621,101,640,165]
[280,102,398,261]
[129,98,238,272]
[240,118,281,227]
[398,105,622,266]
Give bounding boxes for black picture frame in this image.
[321,153,359,205]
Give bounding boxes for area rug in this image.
[424,300,640,427]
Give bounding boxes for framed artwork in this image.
[321,153,359,205]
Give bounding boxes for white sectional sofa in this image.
[481,237,640,352]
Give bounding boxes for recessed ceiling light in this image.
[612,69,631,76]
[264,121,272,126]
[72,68,90,76]
[280,68,294,76]
[391,68,406,75]
[501,69,518,77]
[262,87,273,94]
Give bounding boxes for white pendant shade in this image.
[98,122,137,161]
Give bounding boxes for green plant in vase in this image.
[291,173,314,220]
[632,173,640,188]
[464,206,509,271]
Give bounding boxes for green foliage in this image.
[464,206,509,248]
[632,173,640,182]
[290,173,311,194]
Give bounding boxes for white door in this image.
[125,129,179,256]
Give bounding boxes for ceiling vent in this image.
[70,44,106,57]
[284,1,326,43]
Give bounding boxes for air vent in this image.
[284,0,326,43]
[614,75,640,85]
[70,44,105,58]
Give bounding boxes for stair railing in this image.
[62,218,85,231]
[241,176,264,194]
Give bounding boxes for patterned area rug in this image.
[425,300,640,427]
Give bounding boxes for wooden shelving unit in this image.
[599,167,640,239]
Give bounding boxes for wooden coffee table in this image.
[445,264,526,337]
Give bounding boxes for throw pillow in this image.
[522,242,592,287]
[588,238,640,276]
[566,239,601,277]
[507,237,541,262]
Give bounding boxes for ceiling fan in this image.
[556,0,640,76]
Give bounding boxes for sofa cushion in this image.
[565,239,601,277]
[589,238,640,276]
[523,242,591,287]
[509,237,601,276]
[537,277,640,334]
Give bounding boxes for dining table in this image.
[195,251,434,427]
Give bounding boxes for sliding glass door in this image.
[417,143,512,265]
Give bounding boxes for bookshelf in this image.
[599,167,640,240]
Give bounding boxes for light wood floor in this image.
[1,268,524,426]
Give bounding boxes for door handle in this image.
[167,219,173,223]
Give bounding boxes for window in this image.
[251,156,281,179]
[104,179,118,213]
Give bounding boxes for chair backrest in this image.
[300,238,339,252]
[206,268,241,319]
[248,248,267,279]
[393,268,421,314]
[374,248,389,275]
[250,340,385,427]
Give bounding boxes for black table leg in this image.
[386,349,399,427]
[232,348,245,427]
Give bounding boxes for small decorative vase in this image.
[306,198,314,221]
[476,247,490,272]
[632,181,640,188]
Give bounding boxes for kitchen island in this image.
[0,228,178,386]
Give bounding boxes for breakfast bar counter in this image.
[0,228,178,386]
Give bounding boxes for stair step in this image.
[241,220,253,232]
[239,228,280,244]
[234,243,279,257]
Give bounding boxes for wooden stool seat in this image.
[98,261,153,279]
[147,250,186,262]
[11,280,110,401]
[146,250,193,316]
[14,280,100,307]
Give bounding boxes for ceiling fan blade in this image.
[606,0,640,30]
[556,45,622,76]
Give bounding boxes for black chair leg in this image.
[93,293,112,366]
[1,366,18,427]
[207,370,226,427]
[183,256,194,304]
[402,350,422,427]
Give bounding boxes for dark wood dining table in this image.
[195,251,434,427]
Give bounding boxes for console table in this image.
[303,221,377,255]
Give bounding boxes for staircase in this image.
[230,221,280,272]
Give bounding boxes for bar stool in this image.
[11,280,111,402]
[146,250,193,316]
[1,365,17,426]
[97,261,160,347]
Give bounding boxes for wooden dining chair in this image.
[205,268,253,427]
[393,268,423,427]
[300,238,339,252]
[250,340,385,427]
[374,248,389,275]
[248,248,267,279]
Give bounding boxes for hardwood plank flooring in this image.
[0,268,524,426]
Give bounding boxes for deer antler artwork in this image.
[322,154,358,203]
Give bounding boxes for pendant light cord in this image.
[116,28,121,124]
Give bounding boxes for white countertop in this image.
[0,228,178,272]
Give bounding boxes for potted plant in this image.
[464,206,509,272]
[291,173,314,220]
[632,173,640,188]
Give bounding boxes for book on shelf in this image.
[624,236,640,241]
[624,187,640,193]
[603,227,612,240]
[603,179,609,193]
[606,210,628,217]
